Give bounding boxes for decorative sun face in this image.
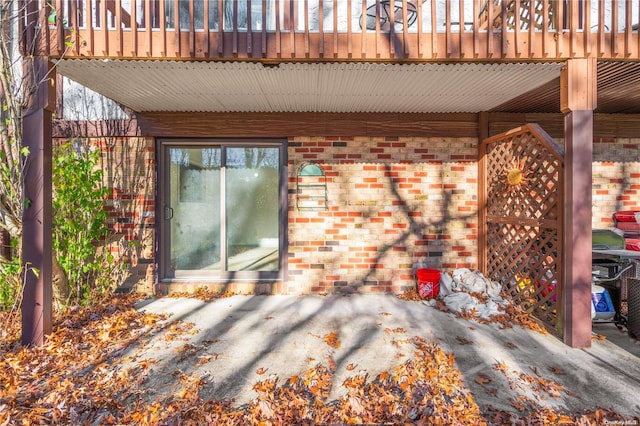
[501,156,530,192]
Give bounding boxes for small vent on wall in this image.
[296,162,327,211]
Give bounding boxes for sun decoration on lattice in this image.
[501,155,531,193]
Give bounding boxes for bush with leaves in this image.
[52,142,113,306]
[0,256,21,312]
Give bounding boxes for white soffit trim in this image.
[55,60,563,113]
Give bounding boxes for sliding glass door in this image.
[160,141,285,280]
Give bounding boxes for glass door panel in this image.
[168,147,221,273]
[225,147,280,271]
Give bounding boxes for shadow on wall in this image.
[99,131,155,291]
[357,163,477,288]
[57,101,154,292]
[291,142,478,294]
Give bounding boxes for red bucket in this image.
[416,268,441,299]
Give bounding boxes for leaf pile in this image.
[398,289,548,334]
[1,295,638,425]
[0,295,168,424]
[168,287,236,302]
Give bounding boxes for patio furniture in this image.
[592,229,640,338]
[613,210,640,239]
[360,0,420,31]
[478,0,560,31]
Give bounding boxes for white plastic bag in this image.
[443,292,477,314]
[439,272,455,297]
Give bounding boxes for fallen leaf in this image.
[323,332,341,349]
[256,367,268,375]
[493,361,509,372]
[475,373,492,385]
[328,356,337,372]
[346,363,358,371]
[456,336,473,345]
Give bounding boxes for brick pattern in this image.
[55,137,157,293]
[592,138,640,229]
[287,136,478,294]
[58,135,638,295]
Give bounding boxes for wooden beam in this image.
[560,58,597,348]
[560,58,597,113]
[135,112,480,138]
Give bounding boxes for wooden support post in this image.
[21,56,55,346]
[560,58,597,348]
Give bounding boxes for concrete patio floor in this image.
[132,294,640,420]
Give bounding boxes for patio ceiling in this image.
[54,60,566,114]
[492,61,640,114]
[54,60,640,115]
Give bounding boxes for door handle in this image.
[164,206,174,220]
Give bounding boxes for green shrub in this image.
[52,142,112,305]
[0,253,21,311]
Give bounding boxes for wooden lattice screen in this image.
[481,124,564,328]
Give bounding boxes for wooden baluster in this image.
[417,0,424,58]
[361,0,366,58]
[372,0,379,58]
[473,0,480,58]
[115,0,123,56]
[98,0,108,55]
[130,0,137,56]
[202,0,209,57]
[305,0,310,58]
[334,0,339,58]
[275,0,281,58]
[232,0,238,56]
[612,0,618,57]
[500,0,507,57]
[145,0,151,56]
[188,0,195,57]
[597,0,604,57]
[487,0,494,57]
[289,0,295,57]
[262,0,267,57]
[431,0,437,57]
[389,0,396,58]
[625,0,632,57]
[247,0,253,57]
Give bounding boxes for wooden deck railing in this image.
[37,0,640,60]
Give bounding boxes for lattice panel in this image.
[486,131,561,221]
[482,124,564,329]
[485,223,559,325]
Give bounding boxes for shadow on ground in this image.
[125,294,640,419]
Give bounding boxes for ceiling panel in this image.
[55,60,564,114]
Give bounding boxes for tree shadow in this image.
[119,293,386,405]
[105,291,640,422]
[358,162,477,288]
[54,103,155,293]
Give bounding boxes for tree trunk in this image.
[52,257,69,311]
[0,229,10,260]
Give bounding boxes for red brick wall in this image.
[63,135,638,295]
[287,136,478,294]
[55,137,156,293]
[592,138,640,229]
